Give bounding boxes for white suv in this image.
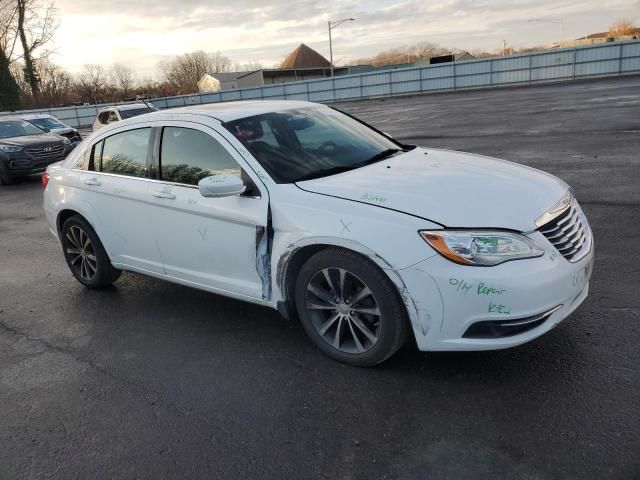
[92,103,158,131]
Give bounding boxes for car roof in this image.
[167,100,321,122]
[99,103,152,113]
[14,113,56,120]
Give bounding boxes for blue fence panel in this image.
[576,44,620,62]
[334,76,360,88]
[308,90,335,102]
[2,40,639,127]
[422,77,454,90]
[284,82,307,94]
[334,87,361,100]
[456,73,492,88]
[391,80,421,94]
[362,84,391,97]
[421,64,453,79]
[307,79,332,92]
[362,72,390,86]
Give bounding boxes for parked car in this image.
[0,118,74,185]
[43,100,593,366]
[18,113,83,144]
[92,103,158,131]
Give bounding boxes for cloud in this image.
[51,0,637,76]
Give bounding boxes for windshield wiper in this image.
[357,148,403,166]
[293,149,405,183]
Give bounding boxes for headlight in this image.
[62,137,71,145]
[420,230,544,266]
[0,144,23,153]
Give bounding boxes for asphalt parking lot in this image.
[1,76,639,479]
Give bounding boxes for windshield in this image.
[118,107,157,119]
[0,119,47,139]
[28,116,67,130]
[223,107,405,183]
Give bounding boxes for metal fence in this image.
[3,40,640,128]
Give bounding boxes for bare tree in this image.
[37,58,72,105]
[77,63,106,104]
[159,50,234,94]
[608,19,636,36]
[111,63,136,99]
[0,0,19,61]
[237,61,263,72]
[15,0,58,99]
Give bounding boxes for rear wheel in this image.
[61,215,121,288]
[295,248,408,366]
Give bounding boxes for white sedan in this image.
[43,100,594,366]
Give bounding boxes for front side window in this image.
[100,128,151,177]
[160,127,240,186]
[223,107,405,183]
[108,111,119,123]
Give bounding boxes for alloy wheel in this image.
[305,268,382,354]
[65,225,97,281]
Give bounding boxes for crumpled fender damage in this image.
[272,237,438,340]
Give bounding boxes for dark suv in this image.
[0,117,74,185]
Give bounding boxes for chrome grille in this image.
[25,143,65,158]
[538,200,591,262]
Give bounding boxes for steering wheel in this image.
[317,141,338,156]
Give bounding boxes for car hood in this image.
[0,133,64,146]
[50,127,75,135]
[296,147,568,231]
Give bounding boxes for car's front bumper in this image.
[396,231,594,352]
[2,146,73,177]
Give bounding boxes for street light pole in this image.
[328,18,355,77]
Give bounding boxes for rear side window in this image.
[98,112,109,124]
[159,127,240,185]
[99,128,151,177]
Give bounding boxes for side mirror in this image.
[198,174,246,198]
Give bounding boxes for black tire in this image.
[61,215,121,288]
[0,162,13,185]
[294,248,408,366]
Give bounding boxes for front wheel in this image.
[295,248,408,366]
[61,215,121,288]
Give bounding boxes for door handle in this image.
[84,178,101,186]
[152,191,176,199]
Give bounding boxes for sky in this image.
[50,0,639,78]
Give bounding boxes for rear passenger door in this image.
[77,126,164,274]
[147,122,269,300]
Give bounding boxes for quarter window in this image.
[100,128,151,177]
[160,127,240,186]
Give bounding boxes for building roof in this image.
[210,72,251,82]
[280,44,331,69]
[585,28,640,39]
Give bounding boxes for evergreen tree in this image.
[0,50,20,111]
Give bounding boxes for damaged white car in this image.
[43,100,593,366]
